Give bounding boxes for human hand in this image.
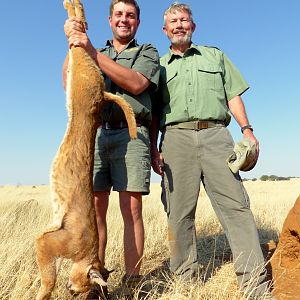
[243,130,260,161]
[64,17,97,59]
[151,149,164,176]
[64,16,89,48]
[64,16,86,36]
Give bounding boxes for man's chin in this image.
[117,32,135,39]
[170,36,192,46]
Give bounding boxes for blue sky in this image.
[1,1,299,185]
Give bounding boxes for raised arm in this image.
[63,17,150,94]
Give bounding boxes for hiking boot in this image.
[85,285,108,300]
[120,274,143,300]
[85,268,112,300]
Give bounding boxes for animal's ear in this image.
[87,267,108,286]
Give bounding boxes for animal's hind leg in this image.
[104,91,137,139]
[35,229,70,300]
[63,0,87,33]
[73,0,88,30]
[63,0,75,18]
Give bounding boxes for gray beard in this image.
[170,34,192,47]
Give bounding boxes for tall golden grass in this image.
[0,179,299,299]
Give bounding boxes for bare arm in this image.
[228,95,259,155]
[63,17,150,95]
[149,115,163,176]
[95,51,150,95]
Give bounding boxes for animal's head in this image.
[66,262,107,295]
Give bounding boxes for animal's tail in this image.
[104,92,137,139]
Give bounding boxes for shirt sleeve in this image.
[222,52,250,101]
[132,44,160,90]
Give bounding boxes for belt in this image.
[166,120,225,130]
[100,120,146,130]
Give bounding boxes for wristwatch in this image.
[241,125,253,133]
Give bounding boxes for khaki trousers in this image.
[161,127,269,299]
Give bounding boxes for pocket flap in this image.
[198,64,222,73]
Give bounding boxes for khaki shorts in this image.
[93,126,151,194]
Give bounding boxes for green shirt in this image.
[155,44,249,128]
[98,39,160,124]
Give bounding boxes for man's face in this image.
[109,2,140,43]
[163,10,195,46]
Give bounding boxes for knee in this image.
[94,192,109,211]
[94,193,109,225]
[168,217,195,235]
[121,203,143,225]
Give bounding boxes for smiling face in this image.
[109,2,140,44]
[163,9,195,48]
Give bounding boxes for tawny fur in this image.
[35,1,137,299]
[270,194,300,298]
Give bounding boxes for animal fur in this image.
[35,1,137,299]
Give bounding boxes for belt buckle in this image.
[196,121,208,130]
[104,122,111,129]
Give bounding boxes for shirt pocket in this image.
[117,51,136,68]
[197,63,224,90]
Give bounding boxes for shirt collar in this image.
[105,39,138,52]
[166,43,201,64]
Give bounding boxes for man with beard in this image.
[150,2,276,299]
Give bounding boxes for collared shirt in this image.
[98,39,160,123]
[155,44,249,129]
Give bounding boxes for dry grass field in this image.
[0,179,299,300]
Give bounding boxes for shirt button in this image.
[188,82,192,85]
[189,99,193,102]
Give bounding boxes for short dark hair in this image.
[109,0,140,20]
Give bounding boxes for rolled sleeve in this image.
[132,44,160,90]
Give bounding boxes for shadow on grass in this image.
[134,227,278,299]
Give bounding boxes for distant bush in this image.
[260,175,291,181]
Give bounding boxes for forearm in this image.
[62,46,149,95]
[149,115,163,175]
[149,115,160,153]
[228,95,250,128]
[95,51,150,95]
[228,95,259,155]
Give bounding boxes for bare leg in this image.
[94,191,109,265]
[119,192,144,275]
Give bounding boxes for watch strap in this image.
[241,125,253,133]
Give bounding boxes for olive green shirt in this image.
[155,44,249,128]
[98,39,160,124]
